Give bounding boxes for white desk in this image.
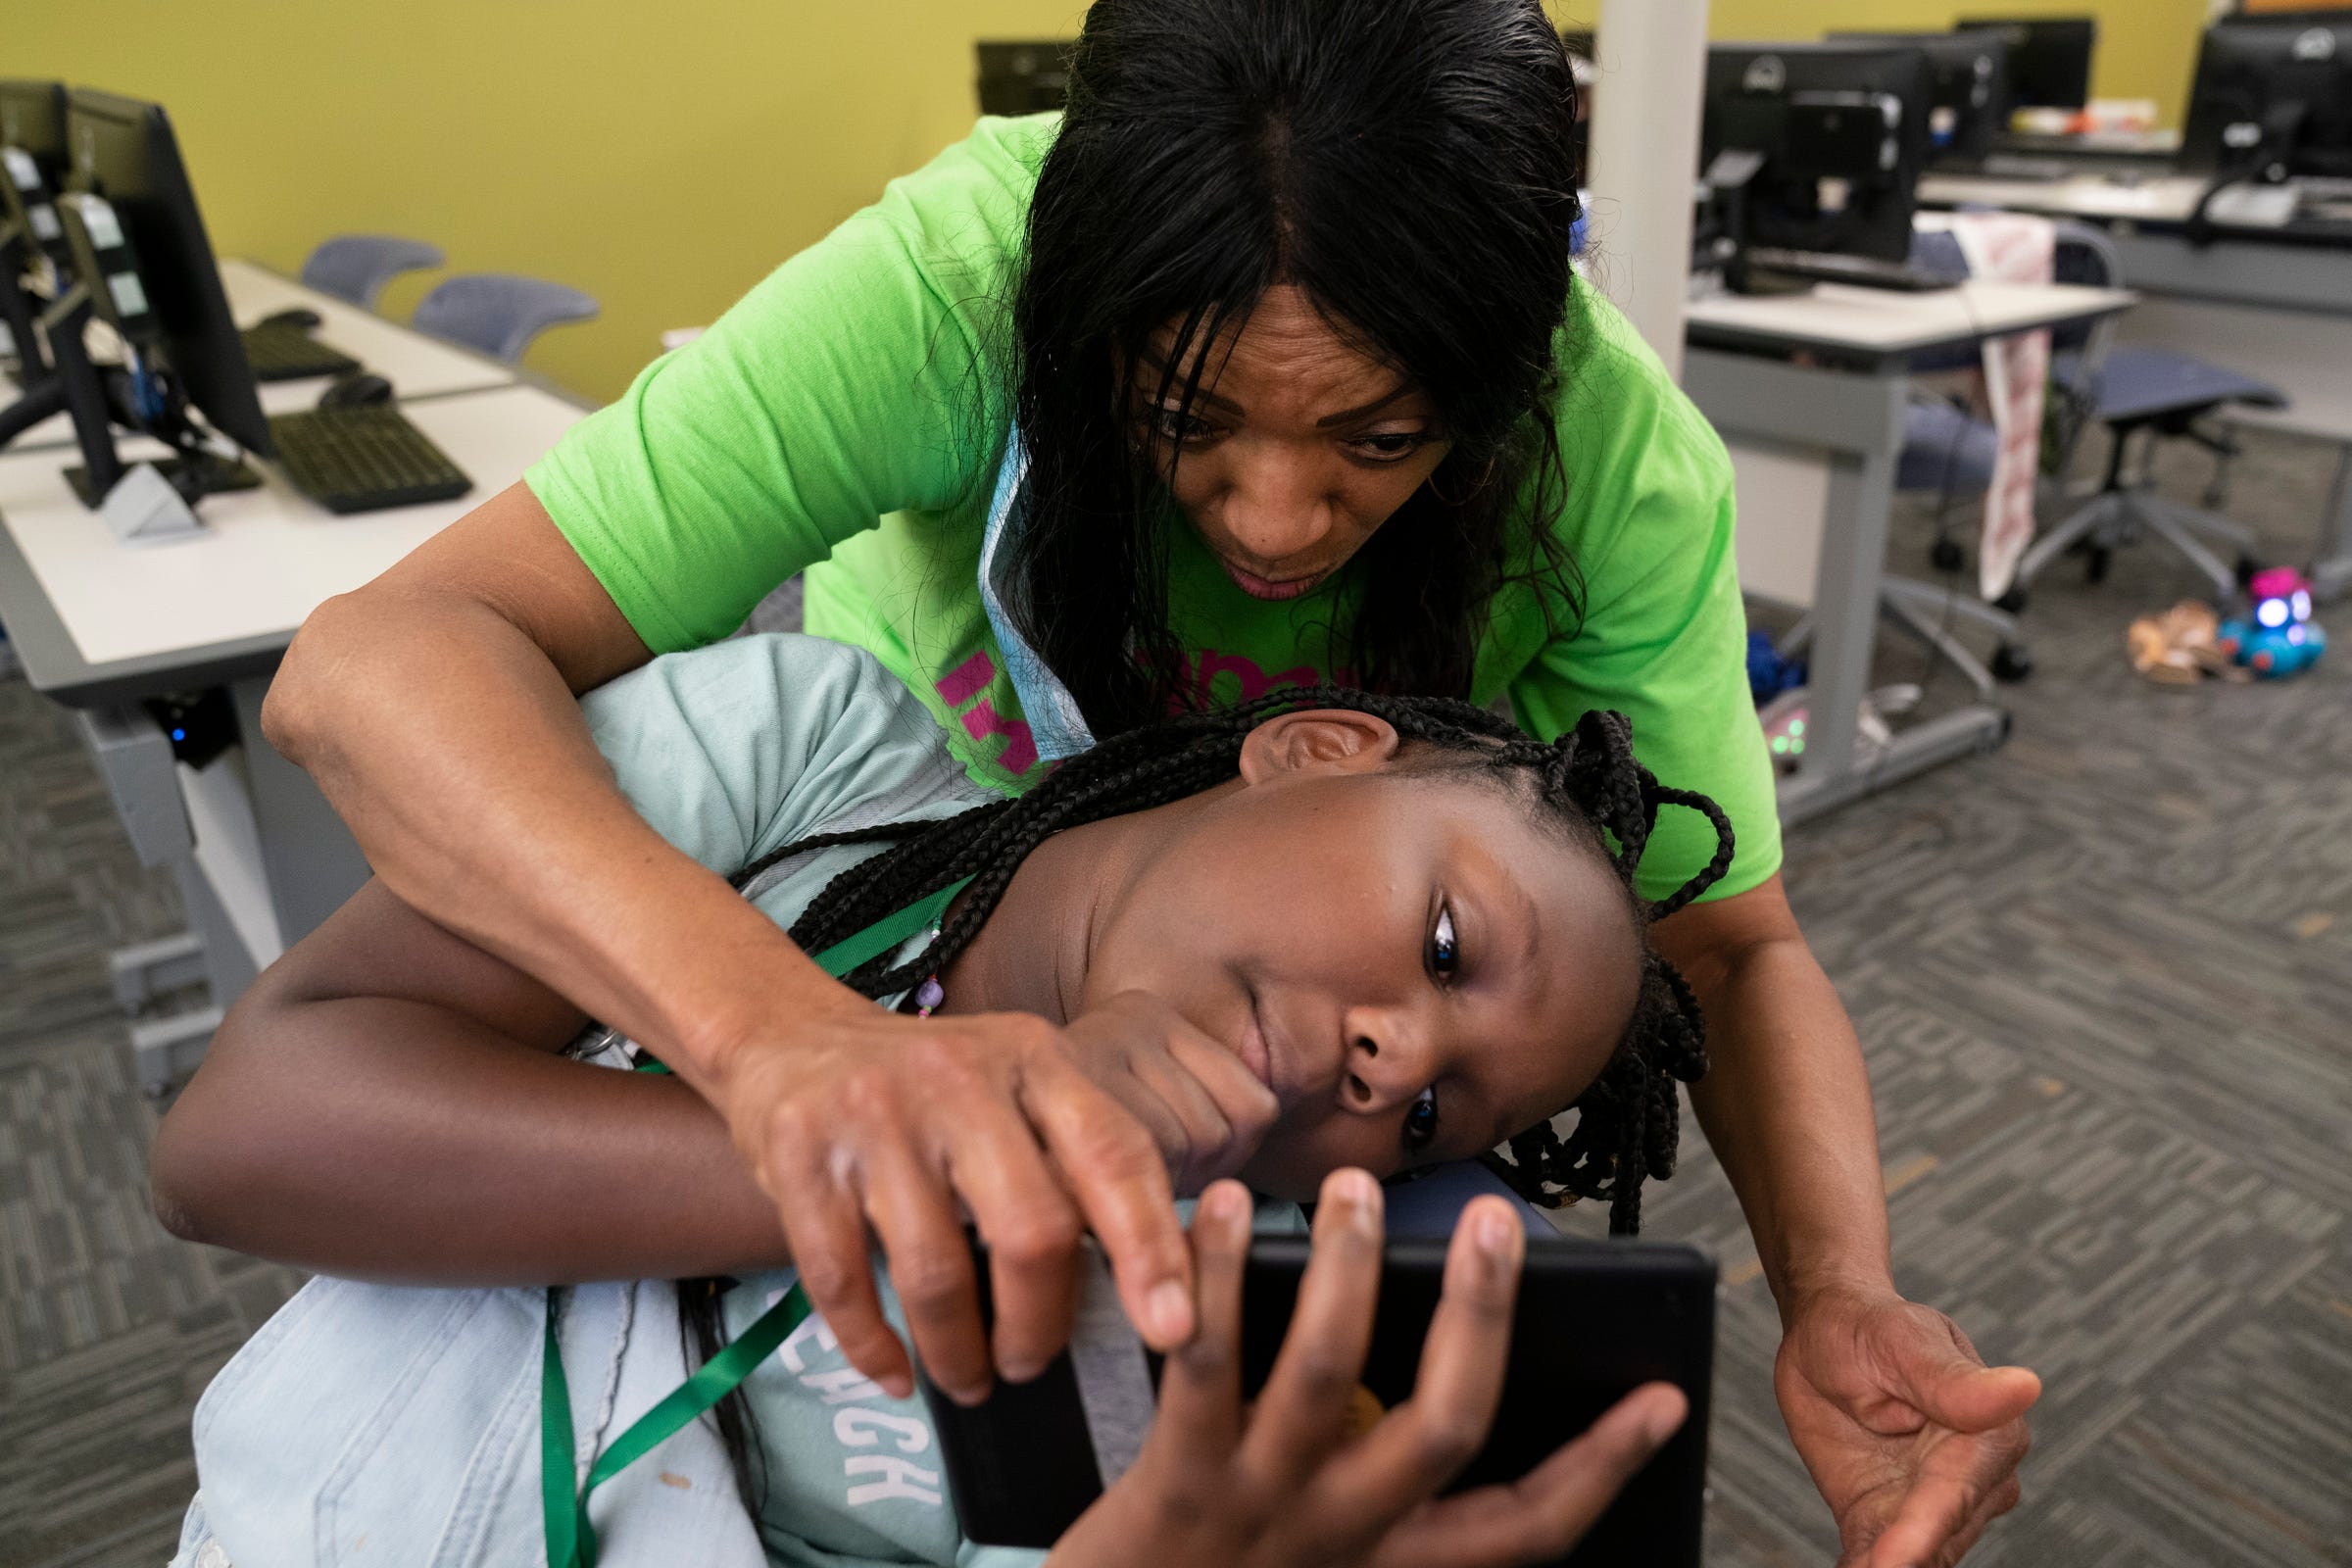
[1918,172,2207,225]
[1,259,517,450]
[1,383,581,669]
[1686,278,2134,367]
[1684,280,2136,826]
[0,366,588,1089]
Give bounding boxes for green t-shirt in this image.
[527,114,1779,906]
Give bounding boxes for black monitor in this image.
[0,81,69,375]
[1954,16,2095,112]
[1828,30,2010,164]
[1700,43,1933,284]
[976,41,1075,118]
[0,79,65,186]
[60,87,270,459]
[2181,15,2352,180]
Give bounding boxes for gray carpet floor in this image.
[3,423,2349,1566]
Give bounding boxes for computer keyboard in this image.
[1977,154,2077,182]
[266,404,473,514]
[1744,248,1952,292]
[240,319,361,382]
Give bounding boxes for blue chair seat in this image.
[2075,346,2286,426]
[1899,398,2000,495]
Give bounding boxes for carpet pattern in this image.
[2,424,2348,1565]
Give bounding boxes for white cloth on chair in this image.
[1947,212,2056,601]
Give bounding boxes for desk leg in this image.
[2312,445,2352,605]
[1776,447,1890,825]
[1773,375,2009,828]
[227,676,373,947]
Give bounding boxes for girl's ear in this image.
[1236,710,1403,784]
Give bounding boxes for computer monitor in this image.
[1827,30,2010,164]
[0,81,69,375]
[0,79,65,191]
[1700,43,1933,282]
[2181,15,2352,179]
[59,87,270,459]
[1954,17,2094,113]
[976,41,1075,118]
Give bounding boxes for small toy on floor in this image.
[2217,567,2327,679]
[2127,601,2240,685]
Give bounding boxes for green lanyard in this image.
[541,875,972,1568]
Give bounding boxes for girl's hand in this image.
[716,996,1274,1411]
[1049,1173,1690,1568]
[1057,990,1282,1196]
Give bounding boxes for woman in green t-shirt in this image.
[265,1,2030,1560]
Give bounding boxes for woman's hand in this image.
[1050,1172,1690,1568]
[1774,1285,2038,1568]
[717,995,1277,1409]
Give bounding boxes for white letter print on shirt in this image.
[846,1454,944,1507]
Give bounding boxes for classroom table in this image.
[1683,277,2136,827]
[1919,170,2352,599]
[0,263,589,1087]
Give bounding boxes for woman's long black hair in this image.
[676,689,1730,1514]
[1002,0,1588,733]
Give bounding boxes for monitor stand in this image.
[62,447,259,506]
[0,270,260,533]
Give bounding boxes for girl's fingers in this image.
[1238,1168,1388,1483]
[1362,1383,1687,1568]
[1021,1054,1198,1351]
[1151,1179,1252,1453]
[1160,1027,1280,1188]
[1328,1196,1523,1504]
[858,1135,993,1405]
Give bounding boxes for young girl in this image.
[153,633,1728,1568]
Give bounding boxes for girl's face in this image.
[1078,711,1643,1200]
[1132,285,1455,603]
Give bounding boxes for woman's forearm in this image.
[151,996,788,1285]
[262,486,856,1093]
[1681,936,1892,1320]
[1652,877,1893,1322]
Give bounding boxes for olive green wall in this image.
[12,1,1091,401]
[15,2,2213,402]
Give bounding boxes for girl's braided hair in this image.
[736,684,1732,1235]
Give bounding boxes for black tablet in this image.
[922,1233,1714,1567]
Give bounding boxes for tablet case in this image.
[922,1234,1714,1568]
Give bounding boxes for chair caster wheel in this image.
[1991,643,2034,683]
[2086,546,2113,584]
[1995,586,2028,614]
[1930,538,1966,572]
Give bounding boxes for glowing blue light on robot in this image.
[2292,590,2311,621]
[2257,598,2288,629]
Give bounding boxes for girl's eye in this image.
[1351,430,1428,462]
[1404,1084,1441,1152]
[1429,905,1461,982]
[1150,408,1219,445]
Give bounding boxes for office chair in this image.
[413,273,600,364]
[1770,228,2034,704]
[299,234,445,310]
[2005,222,2285,607]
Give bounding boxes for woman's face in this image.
[1078,710,1642,1200]
[1133,285,1455,602]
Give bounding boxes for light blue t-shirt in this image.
[185,635,1050,1568]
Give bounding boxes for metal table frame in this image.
[1683,286,2133,827]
